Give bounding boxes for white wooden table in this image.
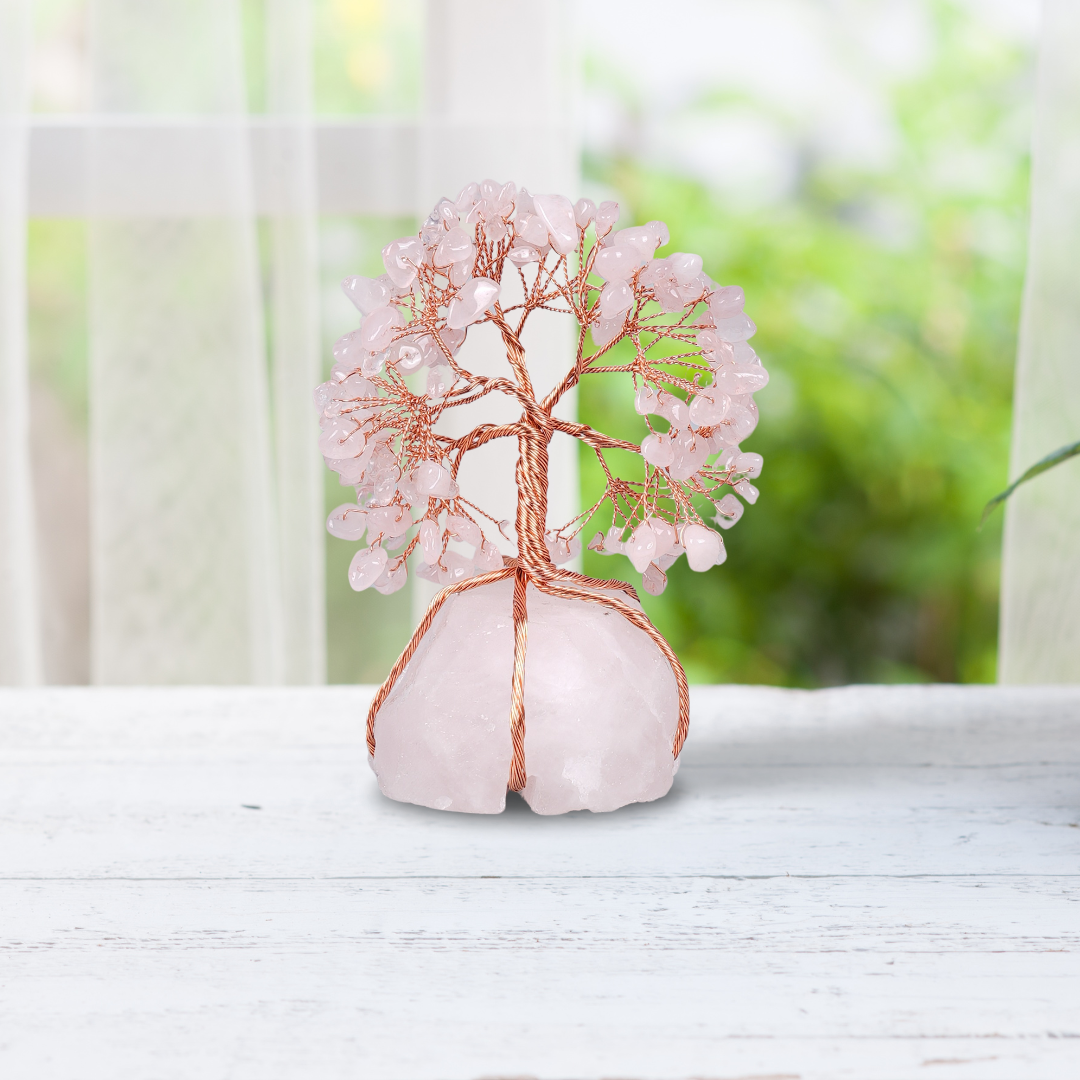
[2,685,1079,1079]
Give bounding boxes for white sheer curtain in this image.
[265,0,325,684]
[8,0,1071,687]
[999,0,1080,683]
[0,0,42,685]
[86,0,322,683]
[8,0,575,685]
[412,0,579,618]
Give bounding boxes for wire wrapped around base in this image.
[366,403,690,791]
[364,560,690,792]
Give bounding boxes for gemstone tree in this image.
[316,180,766,814]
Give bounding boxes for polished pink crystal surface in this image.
[371,579,680,815]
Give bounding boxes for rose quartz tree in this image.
[315,180,767,815]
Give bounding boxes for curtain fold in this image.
[88,0,284,683]
[266,0,326,684]
[0,0,42,685]
[412,0,579,621]
[999,0,1080,683]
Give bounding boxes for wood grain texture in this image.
[1,685,1079,1079]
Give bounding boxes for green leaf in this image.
[981,439,1080,528]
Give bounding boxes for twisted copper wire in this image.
[365,319,692,790]
[545,565,639,601]
[514,426,553,572]
[508,567,529,791]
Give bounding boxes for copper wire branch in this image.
[352,202,759,794]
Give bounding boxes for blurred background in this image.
[10,0,1045,687]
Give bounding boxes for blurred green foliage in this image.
[26,220,88,430]
[311,0,421,116]
[579,4,1030,685]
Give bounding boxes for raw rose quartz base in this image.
[370,578,680,814]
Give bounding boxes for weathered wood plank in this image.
[1,686,1079,1079]
[2,876,1079,1079]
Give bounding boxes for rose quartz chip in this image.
[508,244,539,266]
[591,315,624,347]
[412,459,454,497]
[641,432,674,467]
[332,329,365,366]
[668,252,702,285]
[594,200,620,236]
[342,274,392,314]
[712,311,757,342]
[626,522,657,572]
[426,365,454,397]
[712,363,769,395]
[447,514,482,546]
[474,540,503,572]
[681,523,723,571]
[734,479,759,504]
[611,226,657,261]
[600,279,634,318]
[735,451,764,478]
[531,193,577,254]
[710,284,745,319]
[394,342,424,372]
[318,421,365,460]
[381,237,424,288]
[349,546,387,591]
[455,181,479,210]
[593,244,641,282]
[668,429,710,481]
[635,385,661,416]
[374,558,407,596]
[437,551,475,586]
[446,277,501,329]
[371,579,680,815]
[648,517,677,558]
[515,213,549,248]
[574,197,596,227]
[366,504,410,539]
[644,219,670,247]
[689,387,728,427]
[326,503,367,541]
[642,562,668,596]
[713,493,744,529]
[419,519,441,563]
[359,306,404,352]
[435,226,474,266]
